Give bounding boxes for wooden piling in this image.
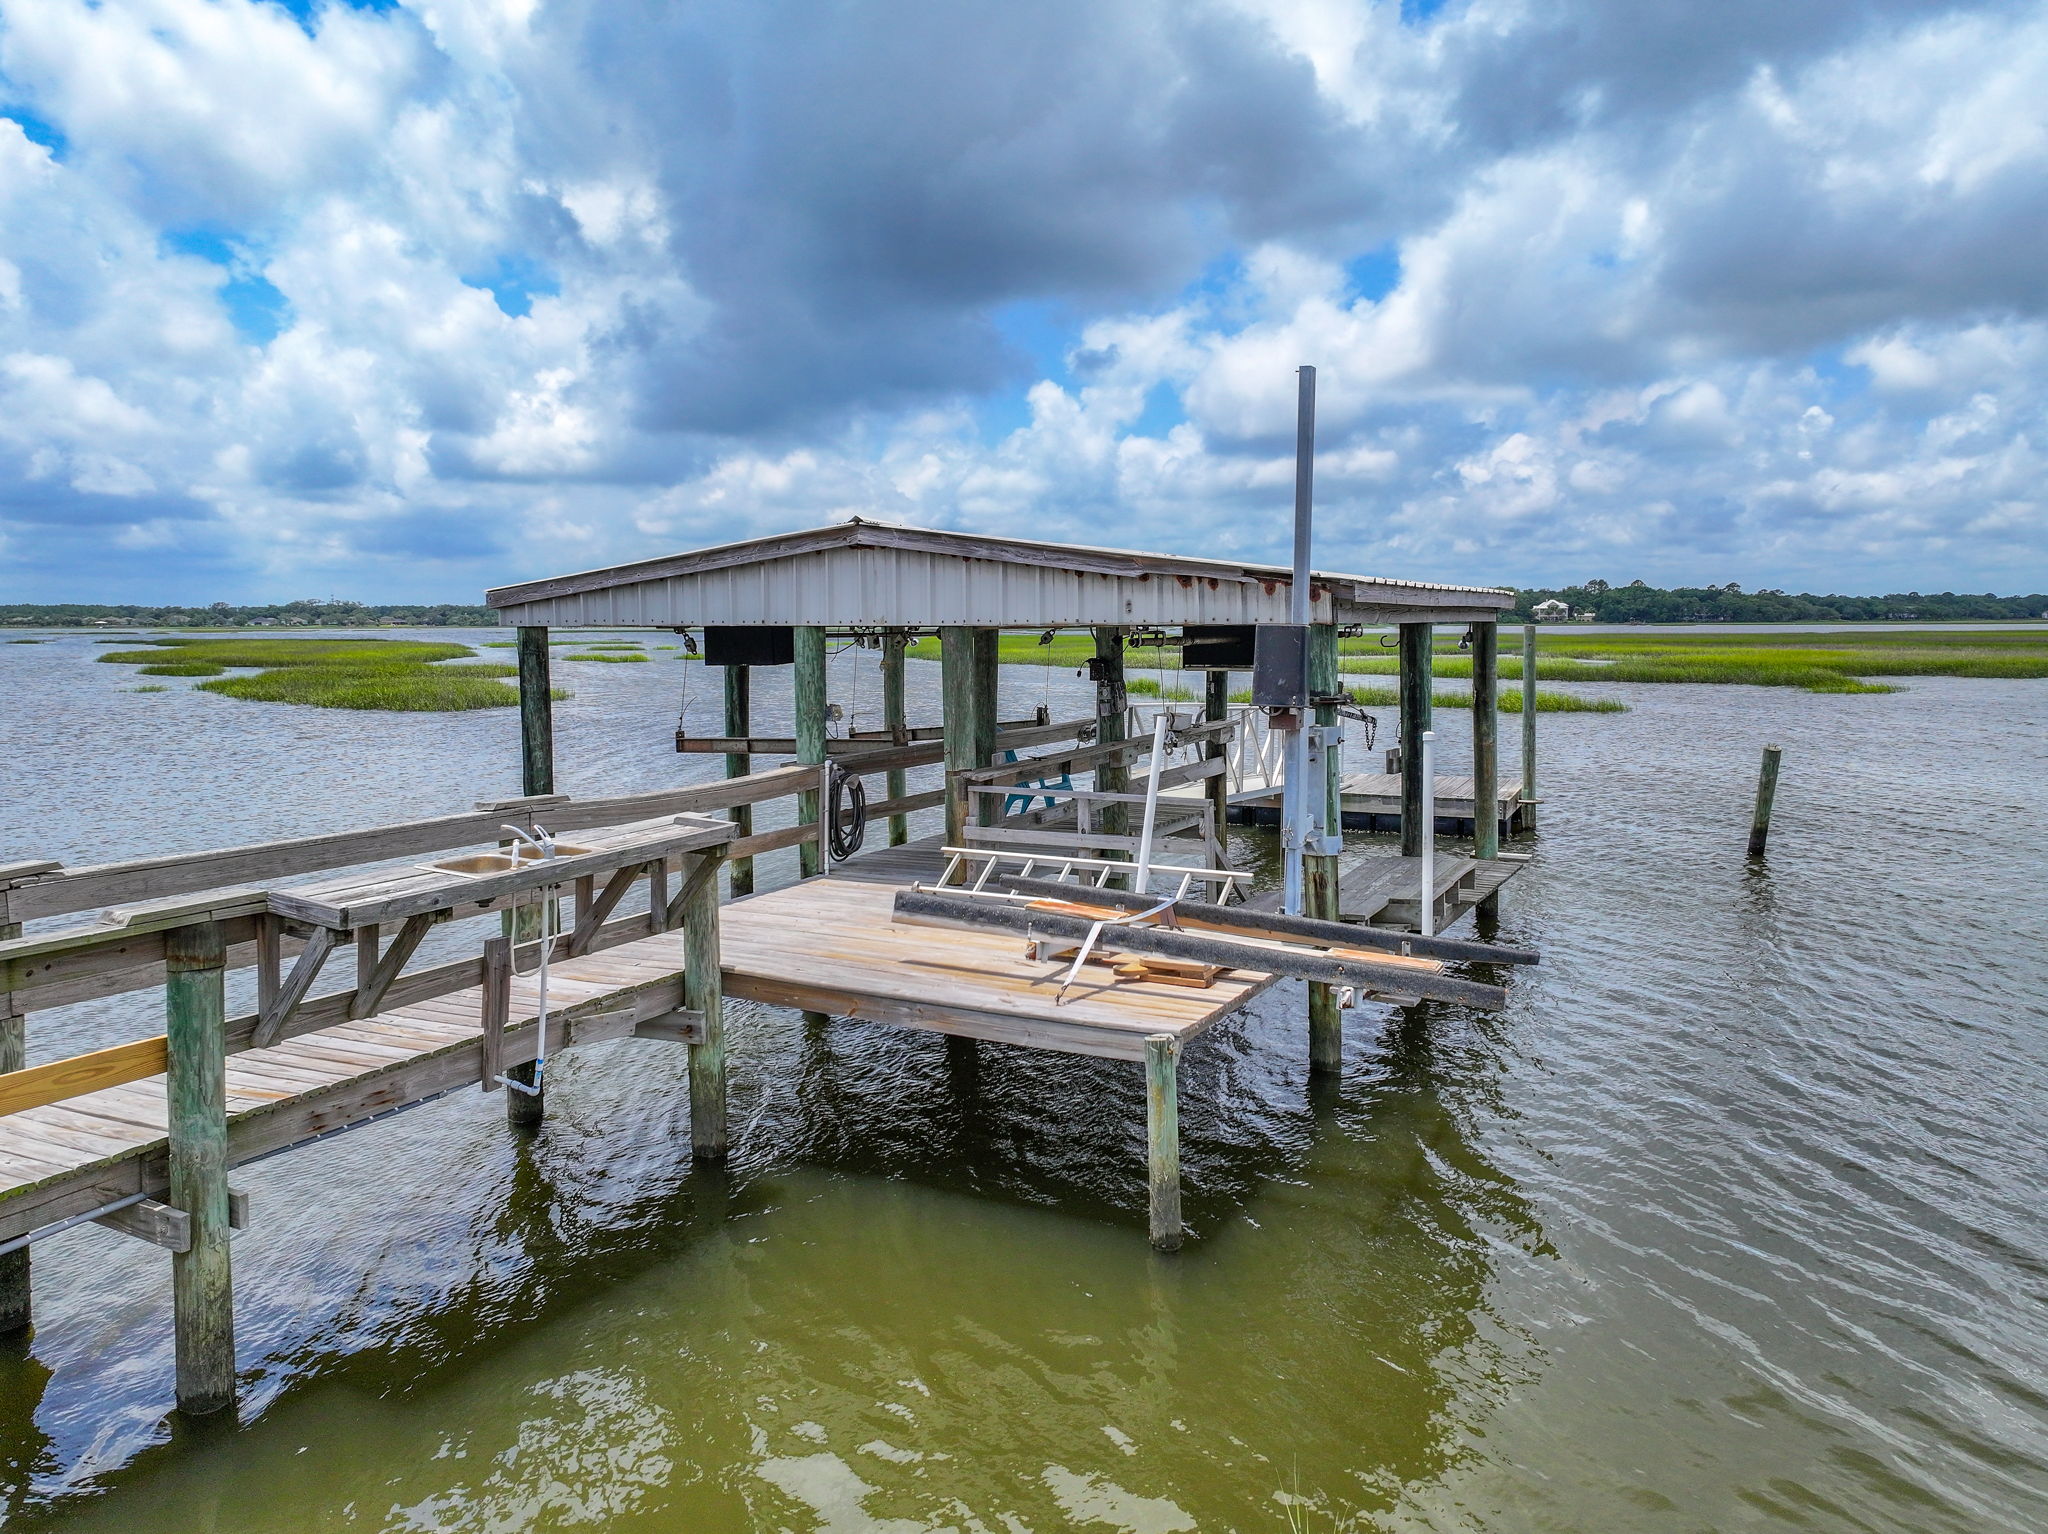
[684,849,728,1161]
[882,631,910,847]
[0,884,25,1335]
[1398,623,1434,858]
[1521,624,1537,832]
[1144,1034,1182,1251]
[507,626,555,1116]
[1306,624,1343,1074]
[166,920,234,1416]
[1747,745,1783,858]
[940,626,981,846]
[794,626,827,878]
[723,662,755,896]
[1203,668,1230,831]
[972,630,999,827]
[1092,628,1130,846]
[1472,622,1499,861]
[516,626,554,802]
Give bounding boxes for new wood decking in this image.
[723,878,1276,1061]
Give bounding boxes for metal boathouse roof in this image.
[485,519,1515,629]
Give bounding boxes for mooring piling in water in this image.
[1145,1034,1182,1252]
[1748,744,1783,857]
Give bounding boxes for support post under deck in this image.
[1521,624,1538,833]
[0,883,27,1335]
[724,662,754,897]
[1399,623,1434,859]
[684,848,729,1161]
[1472,621,1499,862]
[167,920,234,1416]
[972,630,999,826]
[1145,1035,1182,1251]
[507,625,555,1118]
[882,632,910,847]
[1203,668,1230,832]
[1092,628,1130,854]
[940,627,983,846]
[794,626,827,878]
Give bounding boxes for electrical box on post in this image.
[1251,625,1311,707]
[702,626,796,667]
[1181,625,1257,670]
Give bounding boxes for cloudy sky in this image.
[1,0,2044,603]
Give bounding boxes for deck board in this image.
[0,866,1280,1241]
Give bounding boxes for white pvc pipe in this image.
[1132,713,1171,894]
[1418,729,1437,937]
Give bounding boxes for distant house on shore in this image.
[1531,598,1571,622]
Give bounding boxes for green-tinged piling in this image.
[1748,745,1783,858]
[166,920,234,1417]
[724,664,754,897]
[1145,1035,1182,1252]
[794,626,827,878]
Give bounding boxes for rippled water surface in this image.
[0,630,2043,1531]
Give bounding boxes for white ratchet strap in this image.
[1055,894,1181,1004]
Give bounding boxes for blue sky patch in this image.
[1345,244,1401,303]
[164,227,291,342]
[2,107,67,160]
[464,253,559,318]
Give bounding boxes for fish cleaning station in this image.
[0,375,1545,1417]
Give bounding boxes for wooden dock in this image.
[1246,851,1522,932]
[1232,771,1527,835]
[725,877,1275,1061]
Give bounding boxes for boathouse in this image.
[0,518,1539,1419]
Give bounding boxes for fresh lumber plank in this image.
[0,1037,168,1120]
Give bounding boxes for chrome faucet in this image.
[500,823,558,860]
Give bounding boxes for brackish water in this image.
[0,631,2043,1531]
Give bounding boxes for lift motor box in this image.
[1181,625,1257,670]
[701,626,795,667]
[1251,624,1311,707]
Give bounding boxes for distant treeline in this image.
[0,600,496,628]
[1510,581,2048,623]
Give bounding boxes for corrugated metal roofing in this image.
[486,519,1514,628]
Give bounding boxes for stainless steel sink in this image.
[431,844,592,876]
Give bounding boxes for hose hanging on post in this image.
[828,763,868,860]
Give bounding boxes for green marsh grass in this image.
[128,684,169,693]
[96,637,543,711]
[561,651,650,662]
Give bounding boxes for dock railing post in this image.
[1521,624,1537,833]
[724,661,754,897]
[1472,621,1499,861]
[1144,1035,1182,1251]
[794,626,828,878]
[684,847,729,1161]
[1747,745,1783,858]
[1418,730,1437,938]
[166,919,235,1416]
[882,631,910,847]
